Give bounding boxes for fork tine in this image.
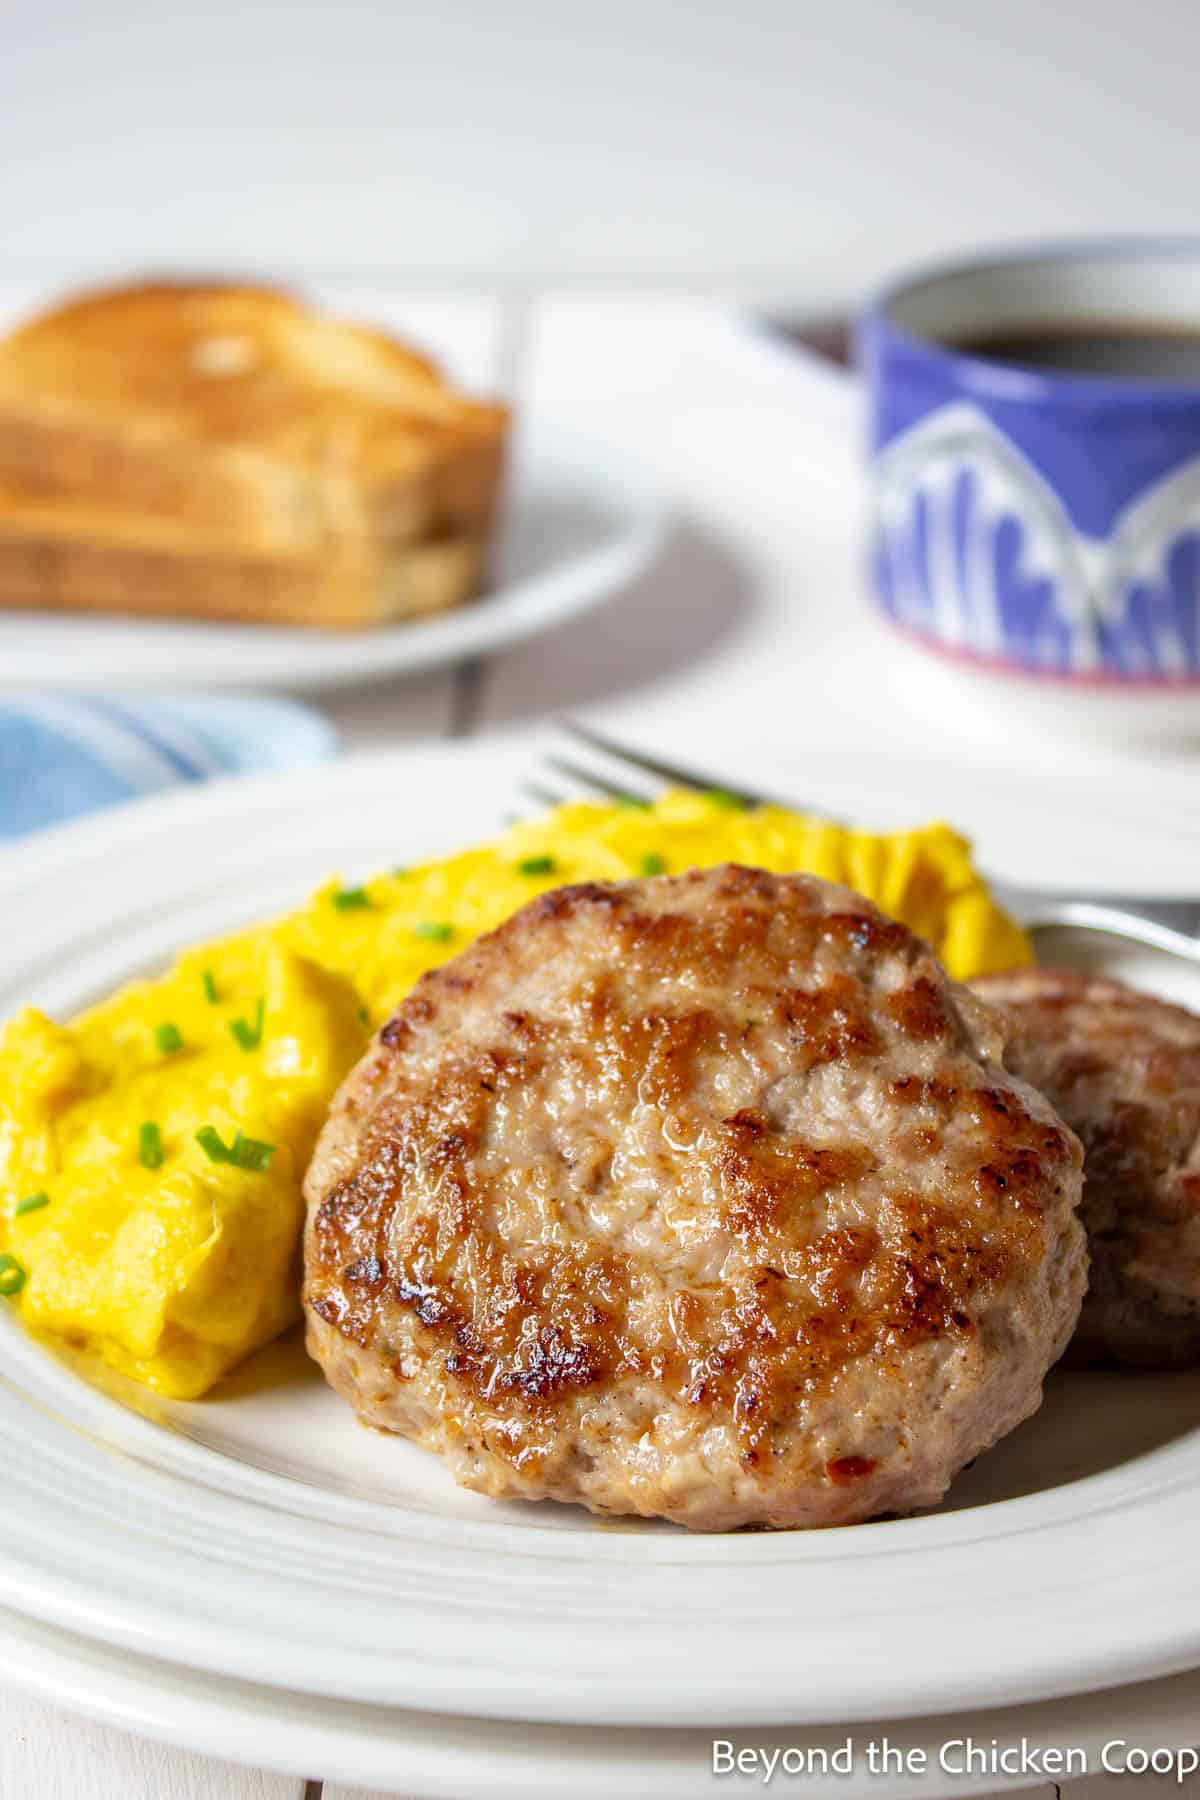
[543,753,657,808]
[522,779,569,812]
[562,720,767,807]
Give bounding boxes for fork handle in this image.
[995,887,1200,960]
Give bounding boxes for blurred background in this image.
[5,0,1199,297]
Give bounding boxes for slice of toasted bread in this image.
[0,281,509,554]
[0,485,488,630]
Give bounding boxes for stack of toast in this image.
[0,282,510,630]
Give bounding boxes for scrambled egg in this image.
[0,792,1031,1399]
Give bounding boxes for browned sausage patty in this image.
[973,967,1200,1366]
[304,866,1085,1530]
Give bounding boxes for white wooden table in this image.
[5,289,1198,1799]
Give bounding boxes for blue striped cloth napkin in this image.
[0,694,338,839]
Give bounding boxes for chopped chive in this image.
[14,1191,49,1218]
[195,1125,231,1164]
[413,920,454,943]
[517,855,556,876]
[639,852,666,875]
[138,1121,164,1170]
[616,793,651,810]
[704,787,749,810]
[0,1254,26,1298]
[202,970,219,1004]
[229,996,266,1052]
[229,1130,275,1172]
[332,886,372,912]
[195,1125,275,1172]
[155,1022,183,1054]
[357,1005,371,1028]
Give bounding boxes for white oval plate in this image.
[0,421,666,691]
[3,740,1200,1731]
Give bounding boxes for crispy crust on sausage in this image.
[305,867,1085,1528]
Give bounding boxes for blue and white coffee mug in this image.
[858,244,1200,688]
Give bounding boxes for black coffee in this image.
[949,323,1200,383]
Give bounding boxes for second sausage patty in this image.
[305,866,1086,1529]
[973,967,1200,1365]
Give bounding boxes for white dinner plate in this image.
[3,738,1200,1734]
[0,420,666,691]
[8,1596,1200,1799]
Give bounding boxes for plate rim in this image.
[7,1597,1200,1800]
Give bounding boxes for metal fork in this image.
[524,722,1200,962]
